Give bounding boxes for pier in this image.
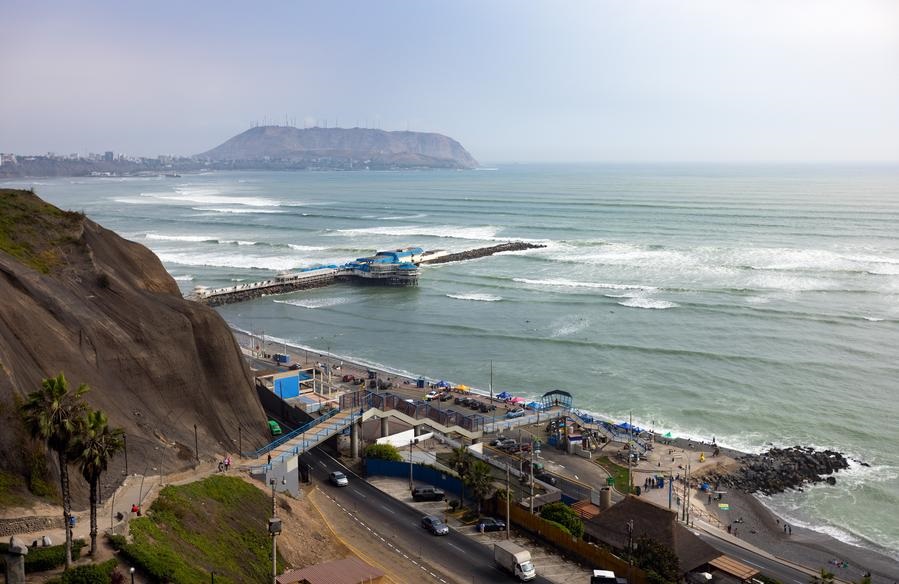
[190,241,545,306]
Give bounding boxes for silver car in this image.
[328,471,349,487]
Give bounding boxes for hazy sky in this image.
[2,0,898,162]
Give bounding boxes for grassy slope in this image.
[0,189,83,273]
[595,456,633,494]
[123,475,283,584]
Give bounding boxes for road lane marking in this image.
[380,504,396,514]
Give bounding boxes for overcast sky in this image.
[2,0,898,162]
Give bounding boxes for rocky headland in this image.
[197,125,479,169]
[702,446,851,496]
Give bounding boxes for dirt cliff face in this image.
[0,189,269,505]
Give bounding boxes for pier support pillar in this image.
[380,417,389,438]
[414,425,423,437]
[350,419,360,459]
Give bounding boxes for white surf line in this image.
[320,489,448,584]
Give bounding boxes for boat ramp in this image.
[190,241,544,306]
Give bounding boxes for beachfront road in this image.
[302,447,553,584]
[692,530,810,584]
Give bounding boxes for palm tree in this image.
[74,409,124,556]
[21,373,89,569]
[448,446,472,506]
[809,567,836,584]
[464,460,495,514]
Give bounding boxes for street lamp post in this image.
[408,439,415,491]
[129,567,135,584]
[269,477,285,584]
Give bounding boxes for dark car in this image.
[412,486,445,502]
[454,396,465,405]
[498,440,519,452]
[439,392,453,401]
[421,515,449,536]
[476,517,506,533]
[469,400,482,410]
[535,471,558,486]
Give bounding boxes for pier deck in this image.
[189,241,545,306]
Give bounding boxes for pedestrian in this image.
[788,524,792,535]
[225,455,231,471]
[267,453,272,465]
[218,460,224,472]
[708,493,712,504]
[784,524,788,533]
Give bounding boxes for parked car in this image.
[425,390,440,401]
[454,396,465,405]
[469,401,482,410]
[498,440,519,452]
[412,486,445,502]
[439,392,453,401]
[328,471,349,487]
[421,515,449,536]
[505,409,526,419]
[267,420,282,436]
[477,517,507,533]
[535,471,557,486]
[490,436,508,447]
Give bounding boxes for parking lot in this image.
[368,477,593,584]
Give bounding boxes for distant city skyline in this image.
[2,0,898,162]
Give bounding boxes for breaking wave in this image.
[446,293,503,302]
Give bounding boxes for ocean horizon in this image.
[5,163,899,559]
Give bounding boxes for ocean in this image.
[6,164,899,558]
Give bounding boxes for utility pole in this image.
[530,439,535,514]
[123,433,128,475]
[194,424,199,464]
[490,361,495,432]
[506,463,511,540]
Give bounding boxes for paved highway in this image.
[301,447,553,584]
[692,529,811,584]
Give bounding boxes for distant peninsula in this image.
[0,126,479,177]
[197,126,479,170]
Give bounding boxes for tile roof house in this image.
[582,496,721,574]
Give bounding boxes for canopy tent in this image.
[456,384,470,392]
[526,401,546,410]
[435,380,450,388]
[617,422,643,433]
[510,396,527,404]
[496,391,512,400]
[663,431,673,438]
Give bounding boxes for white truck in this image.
[494,540,537,581]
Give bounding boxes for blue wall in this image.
[364,458,466,501]
[275,376,300,399]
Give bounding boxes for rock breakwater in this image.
[420,241,546,265]
[703,446,850,496]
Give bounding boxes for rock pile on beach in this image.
[420,241,546,264]
[703,446,850,496]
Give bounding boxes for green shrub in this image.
[542,518,572,536]
[364,443,403,462]
[4,538,88,572]
[60,559,117,584]
[539,502,584,538]
[106,533,126,551]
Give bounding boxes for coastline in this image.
[230,326,899,580]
